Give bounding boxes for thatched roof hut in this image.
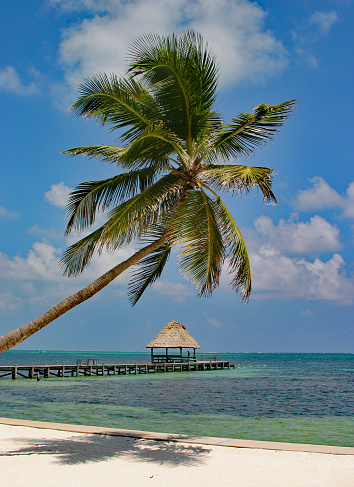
[146,320,200,349]
[146,320,200,363]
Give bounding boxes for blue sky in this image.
[0,0,353,352]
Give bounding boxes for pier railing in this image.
[151,354,197,363]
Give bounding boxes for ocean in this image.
[0,351,353,447]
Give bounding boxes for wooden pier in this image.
[0,360,234,380]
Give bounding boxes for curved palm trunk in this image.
[0,236,168,353]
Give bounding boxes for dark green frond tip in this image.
[60,226,106,277]
[200,165,277,205]
[253,99,296,120]
[128,241,171,306]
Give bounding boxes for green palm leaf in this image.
[63,144,177,171]
[61,226,107,277]
[128,241,171,306]
[128,31,219,154]
[203,99,295,162]
[62,145,126,165]
[72,74,162,143]
[117,124,186,169]
[214,198,251,301]
[200,165,276,204]
[62,173,181,276]
[170,189,225,296]
[98,173,182,246]
[65,167,165,235]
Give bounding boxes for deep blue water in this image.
[0,351,353,446]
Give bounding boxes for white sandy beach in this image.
[0,420,353,487]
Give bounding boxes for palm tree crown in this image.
[62,31,295,304]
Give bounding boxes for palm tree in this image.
[0,32,295,353]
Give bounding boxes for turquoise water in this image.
[0,351,353,447]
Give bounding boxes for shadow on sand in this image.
[1,433,211,466]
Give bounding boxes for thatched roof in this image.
[146,320,200,349]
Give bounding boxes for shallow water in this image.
[0,351,353,446]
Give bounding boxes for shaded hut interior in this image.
[146,320,200,363]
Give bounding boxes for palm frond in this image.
[214,198,251,301]
[61,173,181,276]
[60,226,106,277]
[63,144,177,172]
[71,74,162,143]
[62,145,126,165]
[203,99,296,162]
[65,167,165,235]
[98,173,182,248]
[117,124,187,169]
[170,189,224,296]
[194,110,223,153]
[199,165,276,204]
[128,241,171,306]
[128,31,219,152]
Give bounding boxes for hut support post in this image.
[151,348,154,363]
[166,347,168,363]
[180,347,182,361]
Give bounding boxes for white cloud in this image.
[54,0,288,95]
[204,312,223,328]
[44,182,72,208]
[0,238,137,311]
[0,241,133,285]
[293,10,339,67]
[0,66,38,96]
[47,0,118,12]
[250,250,354,304]
[0,242,63,282]
[183,0,288,86]
[294,47,318,68]
[27,224,63,239]
[310,11,339,35]
[152,279,192,302]
[301,309,316,316]
[218,213,354,304]
[0,205,20,219]
[82,246,134,284]
[344,182,354,218]
[254,214,341,255]
[293,177,354,218]
[0,293,22,311]
[0,180,141,309]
